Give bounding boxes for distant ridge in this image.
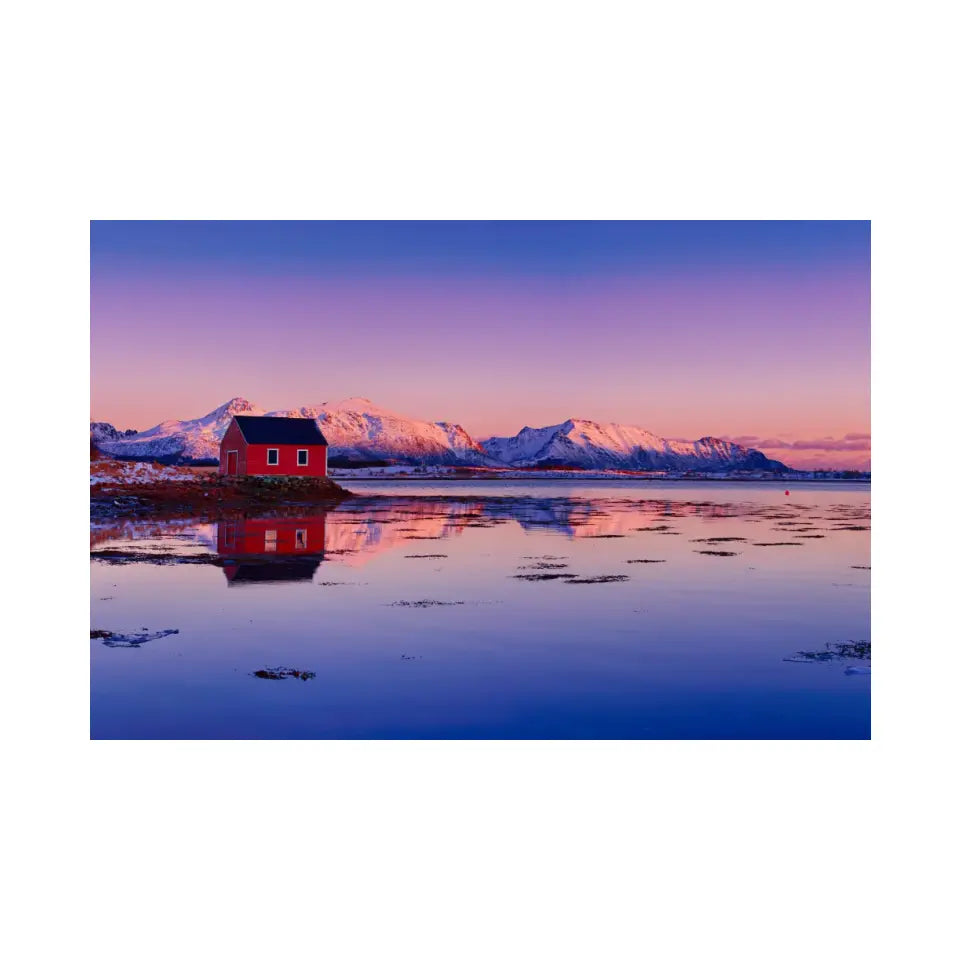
[484,418,788,472]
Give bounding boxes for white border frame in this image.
[16,4,959,953]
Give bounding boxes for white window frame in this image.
[297,449,309,466]
[266,448,279,466]
[295,529,307,549]
[264,529,278,552]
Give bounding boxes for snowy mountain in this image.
[270,398,496,465]
[92,397,496,466]
[93,398,265,463]
[90,422,139,444]
[483,419,788,472]
[91,398,789,471]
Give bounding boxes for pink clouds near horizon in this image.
[719,434,871,470]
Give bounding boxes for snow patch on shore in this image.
[90,460,203,486]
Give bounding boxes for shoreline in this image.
[92,473,869,524]
[91,470,353,521]
[332,474,871,483]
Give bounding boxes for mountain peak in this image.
[210,397,260,418]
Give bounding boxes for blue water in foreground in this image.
[90,480,870,739]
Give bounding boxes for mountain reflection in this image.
[89,493,862,579]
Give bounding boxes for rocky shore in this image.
[91,460,353,520]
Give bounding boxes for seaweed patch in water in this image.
[785,638,871,664]
[252,667,316,680]
[91,628,179,648]
[690,537,747,543]
[583,534,626,538]
[851,565,871,569]
[404,554,448,559]
[513,573,577,581]
[90,550,217,566]
[696,550,740,557]
[626,559,666,563]
[387,599,466,607]
[565,575,629,584]
[752,542,803,547]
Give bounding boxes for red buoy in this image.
[785,490,790,495]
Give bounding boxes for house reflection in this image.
[217,515,327,585]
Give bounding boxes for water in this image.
[90,480,870,739]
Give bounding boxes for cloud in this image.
[724,434,871,453]
[790,438,870,451]
[754,438,792,449]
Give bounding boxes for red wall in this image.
[243,443,327,477]
[219,420,247,475]
[219,421,328,477]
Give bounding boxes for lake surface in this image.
[90,480,870,739]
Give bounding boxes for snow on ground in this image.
[90,460,204,486]
[329,464,460,479]
[328,465,798,481]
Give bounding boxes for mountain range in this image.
[90,397,790,472]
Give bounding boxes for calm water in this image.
[90,480,870,739]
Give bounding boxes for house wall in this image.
[243,443,327,477]
[219,420,248,475]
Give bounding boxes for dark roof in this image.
[232,415,329,446]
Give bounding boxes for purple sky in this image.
[91,221,870,468]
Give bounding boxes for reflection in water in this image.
[90,492,873,574]
[90,482,870,739]
[217,516,326,585]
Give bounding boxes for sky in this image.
[91,221,870,469]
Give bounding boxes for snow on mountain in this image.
[92,397,495,466]
[270,397,496,465]
[90,422,138,444]
[94,398,264,463]
[483,418,788,472]
[91,398,789,471]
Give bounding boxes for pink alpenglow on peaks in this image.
[90,395,870,474]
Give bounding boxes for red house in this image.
[219,415,329,477]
